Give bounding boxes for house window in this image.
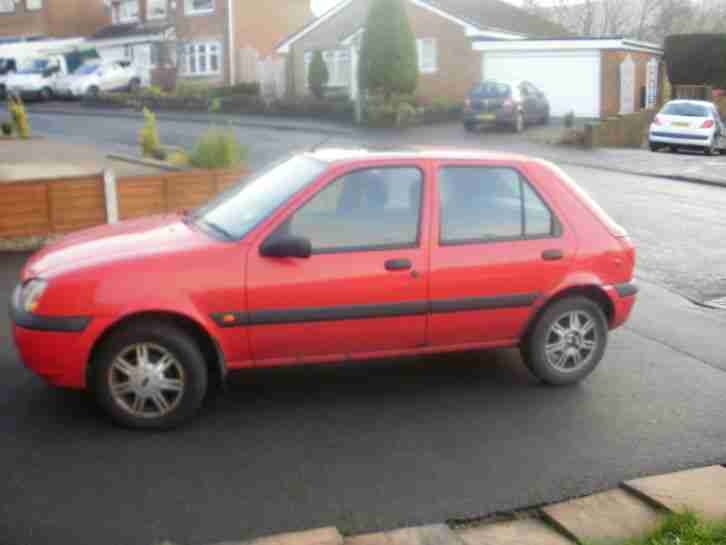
[114,0,139,23]
[182,42,221,76]
[0,0,15,13]
[25,0,43,11]
[416,38,437,74]
[185,0,214,15]
[147,0,167,19]
[305,49,350,89]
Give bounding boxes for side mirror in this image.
[260,235,312,259]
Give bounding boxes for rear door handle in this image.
[385,258,412,271]
[542,249,563,261]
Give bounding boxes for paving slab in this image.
[214,527,343,545]
[624,465,726,521]
[458,518,573,545]
[345,532,391,545]
[345,525,464,545]
[542,488,662,544]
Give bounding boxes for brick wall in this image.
[0,0,109,38]
[601,50,663,118]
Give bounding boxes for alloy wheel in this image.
[108,343,186,419]
[544,310,598,373]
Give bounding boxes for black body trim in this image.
[650,131,709,141]
[10,286,91,332]
[211,293,540,328]
[614,282,638,297]
[430,293,539,313]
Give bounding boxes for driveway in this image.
[3,162,726,545]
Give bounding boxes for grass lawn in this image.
[589,512,726,545]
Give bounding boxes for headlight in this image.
[20,279,47,313]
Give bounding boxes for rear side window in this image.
[438,166,558,244]
[471,81,510,98]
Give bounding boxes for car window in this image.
[281,167,423,253]
[661,102,711,117]
[471,82,510,98]
[438,166,556,244]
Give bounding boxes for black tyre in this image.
[87,85,100,98]
[91,322,208,430]
[464,121,477,132]
[704,138,717,156]
[649,141,660,152]
[40,87,53,101]
[128,78,141,93]
[521,297,608,385]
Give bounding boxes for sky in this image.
[311,0,526,16]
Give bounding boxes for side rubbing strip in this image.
[430,293,540,313]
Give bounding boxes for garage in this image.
[472,38,664,120]
[482,50,601,118]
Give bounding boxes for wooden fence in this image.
[0,168,246,238]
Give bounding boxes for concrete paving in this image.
[542,489,662,544]
[624,466,726,521]
[458,519,573,545]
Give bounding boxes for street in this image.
[2,111,726,545]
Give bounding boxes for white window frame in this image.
[185,0,214,15]
[182,41,222,76]
[0,0,15,14]
[25,0,43,11]
[115,0,140,23]
[416,38,438,74]
[147,0,167,20]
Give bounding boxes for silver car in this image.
[649,100,726,155]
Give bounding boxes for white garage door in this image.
[483,50,601,118]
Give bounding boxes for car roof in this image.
[305,146,536,165]
[664,99,714,107]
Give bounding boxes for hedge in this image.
[665,34,726,87]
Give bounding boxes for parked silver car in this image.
[649,100,726,155]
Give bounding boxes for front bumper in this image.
[10,285,111,389]
[605,281,638,329]
[464,109,516,126]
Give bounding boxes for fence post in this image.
[103,169,119,224]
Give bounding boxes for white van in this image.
[0,38,87,99]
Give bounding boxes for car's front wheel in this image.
[522,297,607,385]
[649,140,661,152]
[92,322,208,429]
[39,87,53,101]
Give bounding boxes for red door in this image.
[428,161,576,347]
[245,162,431,366]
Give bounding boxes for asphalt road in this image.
[2,112,726,545]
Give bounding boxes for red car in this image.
[11,149,637,429]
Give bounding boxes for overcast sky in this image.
[311,0,525,16]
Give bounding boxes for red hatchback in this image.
[11,149,637,429]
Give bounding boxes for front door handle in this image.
[385,258,412,271]
[542,249,563,261]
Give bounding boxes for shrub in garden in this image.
[8,96,31,139]
[1,120,12,136]
[168,149,191,167]
[308,50,329,99]
[189,129,248,169]
[210,82,260,98]
[139,108,161,158]
[564,111,575,128]
[175,81,211,98]
[359,0,418,99]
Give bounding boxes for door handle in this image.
[542,249,563,261]
[385,258,412,271]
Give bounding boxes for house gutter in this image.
[227,0,236,85]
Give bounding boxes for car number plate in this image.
[477,114,496,121]
[672,122,690,128]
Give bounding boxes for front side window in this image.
[185,0,214,14]
[25,0,42,11]
[115,0,139,23]
[280,167,423,252]
[417,38,437,73]
[438,166,556,244]
[0,0,15,13]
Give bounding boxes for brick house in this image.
[92,0,312,87]
[0,0,109,38]
[276,0,664,119]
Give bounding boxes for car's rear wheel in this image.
[649,141,661,152]
[704,138,718,156]
[522,297,607,385]
[87,85,100,98]
[39,87,52,101]
[92,322,208,429]
[128,78,141,93]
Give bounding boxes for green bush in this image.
[210,82,260,98]
[139,107,161,158]
[175,81,212,98]
[564,110,575,129]
[1,120,12,136]
[359,0,418,99]
[308,50,329,99]
[8,95,31,139]
[189,129,248,169]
